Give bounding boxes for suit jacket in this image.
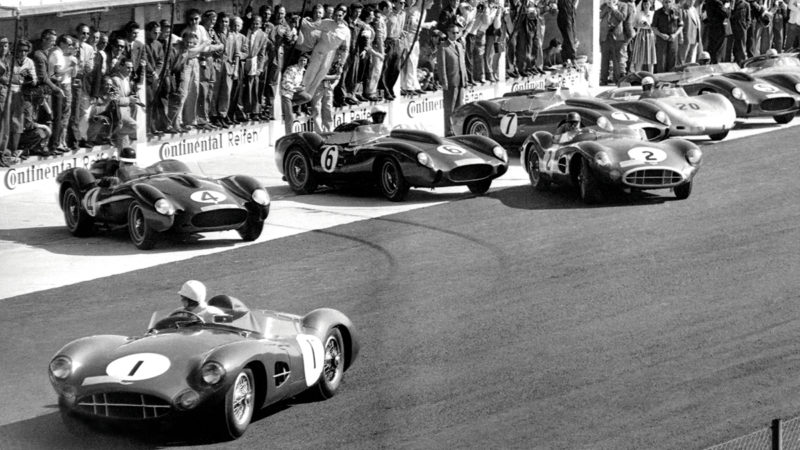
[243,29,268,75]
[681,6,702,44]
[600,3,626,42]
[437,38,467,91]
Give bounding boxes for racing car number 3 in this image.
[321,145,340,173]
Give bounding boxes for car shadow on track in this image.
[489,184,676,210]
[0,226,245,256]
[277,184,475,207]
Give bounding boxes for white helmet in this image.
[178,280,207,305]
[642,76,655,87]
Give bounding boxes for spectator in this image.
[557,0,579,64]
[631,0,657,72]
[727,0,750,64]
[31,29,58,144]
[288,4,325,66]
[312,47,346,132]
[503,0,519,77]
[211,13,236,128]
[107,37,127,75]
[198,10,225,130]
[107,58,139,151]
[144,21,165,135]
[258,7,275,120]
[6,40,38,160]
[484,0,503,81]
[242,15,268,120]
[158,19,182,47]
[89,33,108,98]
[167,31,202,132]
[516,0,542,77]
[49,34,77,154]
[753,0,773,55]
[461,0,478,84]
[302,5,351,101]
[69,23,95,150]
[543,38,563,67]
[0,37,10,156]
[652,0,684,72]
[382,0,406,101]
[438,21,467,136]
[336,3,367,107]
[367,2,390,100]
[124,21,146,85]
[355,6,378,100]
[266,6,295,121]
[772,0,787,52]
[704,0,731,62]
[679,0,702,65]
[280,53,313,135]
[600,0,626,83]
[227,16,249,124]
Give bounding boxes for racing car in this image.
[49,296,359,440]
[275,123,509,202]
[520,127,702,204]
[56,158,270,249]
[596,84,736,140]
[451,88,671,147]
[741,52,800,95]
[625,64,800,123]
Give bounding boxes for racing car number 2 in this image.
[321,145,340,173]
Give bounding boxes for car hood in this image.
[586,138,695,171]
[129,175,246,212]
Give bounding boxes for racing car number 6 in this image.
[321,145,340,173]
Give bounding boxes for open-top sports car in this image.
[49,296,359,440]
[626,64,800,123]
[519,127,702,204]
[275,123,509,202]
[596,84,736,140]
[451,87,671,147]
[741,52,800,95]
[56,159,270,249]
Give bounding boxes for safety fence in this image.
[706,417,800,450]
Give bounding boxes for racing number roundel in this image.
[500,113,519,137]
[190,190,228,204]
[611,112,639,122]
[753,83,778,93]
[321,145,340,173]
[628,147,668,163]
[437,145,467,155]
[106,353,171,382]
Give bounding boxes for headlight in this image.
[251,188,269,205]
[686,148,702,165]
[594,151,612,167]
[731,87,745,100]
[492,146,508,163]
[154,198,175,216]
[49,356,72,380]
[416,152,432,167]
[655,110,671,126]
[794,82,800,93]
[175,390,200,410]
[201,361,226,385]
[597,116,614,131]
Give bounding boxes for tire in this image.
[467,179,492,195]
[219,368,254,440]
[314,328,345,400]
[526,150,550,191]
[284,148,318,194]
[62,186,94,237]
[774,112,795,124]
[466,117,491,137]
[237,213,264,241]
[377,158,410,202]
[128,201,159,250]
[674,181,693,200]
[578,158,604,204]
[708,130,729,141]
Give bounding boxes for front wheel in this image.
[62,186,94,236]
[128,201,159,250]
[467,179,492,195]
[377,158,410,202]
[314,328,345,400]
[578,158,604,204]
[674,181,693,200]
[219,368,254,440]
[466,117,491,137]
[284,148,318,194]
[526,150,550,191]
[237,213,264,241]
[708,130,729,141]
[774,112,795,124]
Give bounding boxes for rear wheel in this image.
[467,179,492,195]
[285,148,318,194]
[774,112,795,124]
[674,181,693,200]
[708,130,729,141]
[377,158,410,202]
[526,150,550,191]
[466,117,490,137]
[578,158,604,204]
[128,201,159,250]
[219,368,254,440]
[314,328,345,400]
[62,186,94,236]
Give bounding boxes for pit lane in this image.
[0,119,799,449]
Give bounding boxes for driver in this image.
[177,280,225,318]
[555,112,582,144]
[97,147,138,187]
[697,51,711,65]
[639,76,656,98]
[333,106,389,132]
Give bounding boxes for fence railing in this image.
[707,417,800,450]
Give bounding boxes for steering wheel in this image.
[170,310,205,323]
[150,310,206,331]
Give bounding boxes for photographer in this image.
[6,40,38,161]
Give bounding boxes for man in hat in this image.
[437,20,468,136]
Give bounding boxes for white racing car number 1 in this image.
[321,145,340,173]
[296,334,325,386]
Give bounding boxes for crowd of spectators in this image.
[0,0,583,165]
[600,0,799,85]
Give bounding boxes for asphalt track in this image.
[1,120,799,449]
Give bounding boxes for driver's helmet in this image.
[566,111,581,126]
[698,51,711,63]
[178,280,207,306]
[641,76,655,91]
[119,147,137,165]
[766,48,779,57]
[370,105,387,124]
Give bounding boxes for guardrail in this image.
[707,417,800,450]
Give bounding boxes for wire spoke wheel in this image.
[467,118,490,136]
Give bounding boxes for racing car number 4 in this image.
[190,190,228,204]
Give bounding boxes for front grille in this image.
[760,97,794,112]
[76,392,171,419]
[191,209,248,228]
[624,168,684,187]
[448,164,493,182]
